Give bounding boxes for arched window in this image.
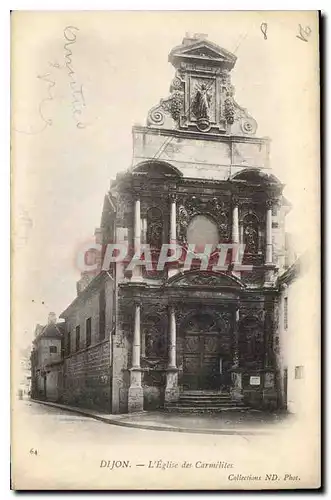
[146,207,163,250]
[186,215,219,251]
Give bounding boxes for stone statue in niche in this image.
[147,221,163,248]
[192,83,212,120]
[243,214,259,254]
[146,207,163,249]
[244,224,258,253]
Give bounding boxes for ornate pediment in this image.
[169,38,237,70]
[166,270,244,289]
[147,34,257,136]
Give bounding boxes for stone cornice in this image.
[132,124,270,146]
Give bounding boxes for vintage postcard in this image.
[11,11,321,490]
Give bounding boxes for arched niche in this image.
[132,160,183,178]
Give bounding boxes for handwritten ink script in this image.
[260,23,268,40]
[14,25,87,135]
[258,22,311,44]
[296,24,312,43]
[63,26,87,129]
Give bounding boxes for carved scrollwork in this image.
[232,100,258,136]
[147,104,166,126]
[147,71,185,126]
[176,195,230,244]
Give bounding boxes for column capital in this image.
[169,193,177,202]
[266,198,276,210]
[232,195,240,206]
[132,191,140,201]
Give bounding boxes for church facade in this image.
[57,34,293,414]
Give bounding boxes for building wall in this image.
[62,276,114,412]
[278,260,319,418]
[45,366,62,402]
[37,337,62,367]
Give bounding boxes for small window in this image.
[49,346,57,354]
[86,317,92,347]
[75,326,81,351]
[295,366,304,380]
[284,297,288,330]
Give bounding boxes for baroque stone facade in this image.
[32,34,295,414]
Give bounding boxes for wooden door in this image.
[182,314,221,390]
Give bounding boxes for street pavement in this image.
[11,398,317,490]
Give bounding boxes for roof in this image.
[60,271,113,318]
[277,259,301,287]
[33,322,64,343]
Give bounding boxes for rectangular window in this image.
[67,331,71,356]
[99,288,106,341]
[284,297,288,330]
[86,317,92,347]
[295,366,304,380]
[76,326,81,351]
[49,346,57,354]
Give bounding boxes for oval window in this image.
[186,215,219,251]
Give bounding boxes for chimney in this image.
[182,32,208,45]
[48,312,57,324]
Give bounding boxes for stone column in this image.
[230,307,243,402]
[168,194,178,279]
[265,200,273,265]
[165,305,179,403]
[232,200,239,247]
[128,302,144,412]
[170,194,177,245]
[141,217,147,244]
[131,195,142,281]
[231,197,240,276]
[232,308,240,369]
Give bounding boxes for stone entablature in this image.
[132,126,270,180]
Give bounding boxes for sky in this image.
[11,11,319,348]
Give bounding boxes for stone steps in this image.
[165,406,251,413]
[165,391,248,413]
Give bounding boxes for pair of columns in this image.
[128,303,177,412]
[131,303,177,369]
[132,195,176,281]
[231,198,273,265]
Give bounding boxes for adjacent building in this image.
[30,313,64,402]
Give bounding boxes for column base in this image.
[128,367,144,412]
[128,386,144,413]
[130,272,144,283]
[230,371,244,402]
[165,368,179,403]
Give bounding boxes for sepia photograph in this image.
[10,10,320,490]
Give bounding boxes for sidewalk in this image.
[31,399,291,435]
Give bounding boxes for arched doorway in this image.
[180,312,232,391]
